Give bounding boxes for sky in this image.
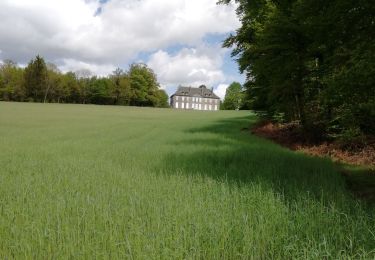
[0,0,245,99]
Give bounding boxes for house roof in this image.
[171,85,220,99]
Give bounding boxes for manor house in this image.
[170,85,220,111]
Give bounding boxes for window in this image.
[209,105,212,110]
[214,105,217,110]
[176,102,179,108]
[176,96,179,101]
[182,96,185,101]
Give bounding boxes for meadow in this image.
[0,102,374,258]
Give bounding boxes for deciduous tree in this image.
[222,82,244,110]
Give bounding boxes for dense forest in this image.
[220,0,375,144]
[0,55,169,108]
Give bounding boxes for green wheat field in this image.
[0,102,374,258]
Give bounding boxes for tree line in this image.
[220,0,375,143]
[0,55,169,107]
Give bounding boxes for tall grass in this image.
[0,102,374,258]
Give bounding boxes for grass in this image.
[0,101,374,259]
[340,165,375,202]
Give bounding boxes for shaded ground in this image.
[341,167,375,202]
[251,121,375,202]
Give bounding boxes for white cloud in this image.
[0,0,242,90]
[0,0,239,66]
[147,45,227,88]
[214,84,229,100]
[58,59,116,76]
[0,0,100,62]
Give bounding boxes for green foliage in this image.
[2,56,167,108]
[24,55,48,102]
[88,77,114,104]
[221,0,375,141]
[0,60,25,101]
[110,68,131,105]
[154,89,170,108]
[0,102,373,258]
[128,63,163,107]
[222,82,244,110]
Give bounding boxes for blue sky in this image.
[0,0,244,99]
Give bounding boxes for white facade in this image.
[171,96,220,111]
[170,85,221,111]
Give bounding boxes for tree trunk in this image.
[43,84,51,103]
